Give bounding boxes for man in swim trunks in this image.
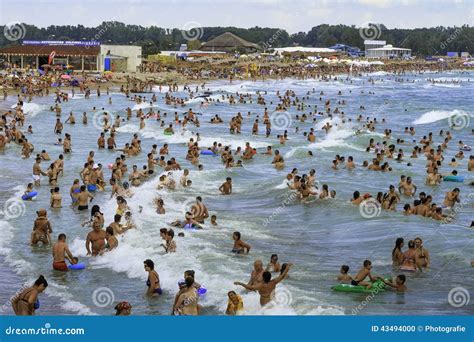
[32,158,47,186]
[414,237,430,268]
[85,224,106,256]
[234,263,292,305]
[52,233,76,272]
[76,185,94,210]
[191,196,209,223]
[398,176,417,196]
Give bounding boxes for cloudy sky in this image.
[0,0,472,33]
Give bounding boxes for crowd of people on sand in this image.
[1,62,473,316]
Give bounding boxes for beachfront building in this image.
[200,32,260,53]
[0,40,142,72]
[99,44,142,72]
[364,40,386,56]
[365,44,412,59]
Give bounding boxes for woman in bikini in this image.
[173,276,199,315]
[400,240,422,272]
[232,232,251,254]
[12,275,48,315]
[392,238,404,267]
[144,259,162,297]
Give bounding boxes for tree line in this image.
[1,22,472,57]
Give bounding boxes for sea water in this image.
[0,71,473,316]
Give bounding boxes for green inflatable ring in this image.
[331,279,386,293]
[163,131,174,136]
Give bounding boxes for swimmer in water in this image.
[11,275,48,316]
[351,260,378,289]
[234,263,293,306]
[52,233,76,271]
[336,265,352,283]
[219,177,232,195]
[144,259,162,297]
[232,232,251,254]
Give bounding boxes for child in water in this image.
[337,265,352,283]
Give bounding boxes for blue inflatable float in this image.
[68,263,86,270]
[87,184,97,192]
[200,150,217,156]
[22,191,38,200]
[443,175,464,182]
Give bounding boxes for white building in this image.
[99,44,142,72]
[364,40,386,56]
[273,47,336,55]
[366,44,412,59]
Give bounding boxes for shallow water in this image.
[0,71,473,316]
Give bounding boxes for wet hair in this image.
[185,276,194,288]
[106,226,114,235]
[34,275,48,288]
[91,205,101,217]
[143,259,154,270]
[341,265,349,274]
[397,274,406,284]
[233,231,241,240]
[58,233,66,241]
[408,240,415,248]
[363,260,372,267]
[184,270,195,278]
[392,238,404,257]
[167,229,175,239]
[262,271,272,283]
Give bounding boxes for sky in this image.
[0,0,473,33]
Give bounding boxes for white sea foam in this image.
[11,103,44,117]
[413,109,470,125]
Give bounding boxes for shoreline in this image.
[1,65,472,99]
